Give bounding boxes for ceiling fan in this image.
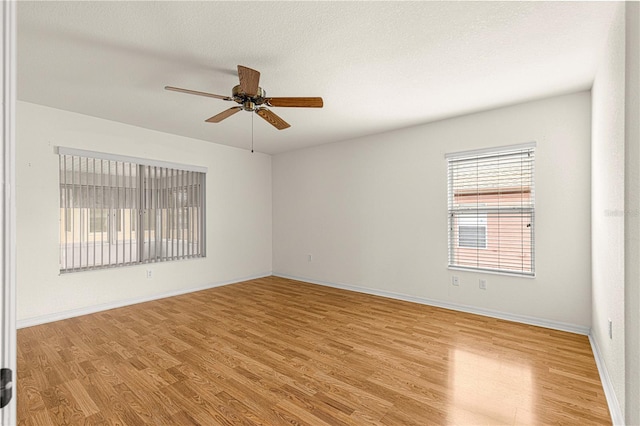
[165,65,323,130]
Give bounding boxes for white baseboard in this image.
[17,271,272,329]
[589,334,624,425]
[272,272,591,335]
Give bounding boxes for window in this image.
[58,148,206,273]
[446,143,535,276]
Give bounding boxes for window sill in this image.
[447,266,535,279]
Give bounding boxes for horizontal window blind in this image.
[59,149,206,273]
[447,143,535,276]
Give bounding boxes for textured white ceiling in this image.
[18,1,617,154]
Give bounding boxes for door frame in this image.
[1,0,17,424]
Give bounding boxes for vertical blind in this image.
[58,148,206,273]
[446,143,535,276]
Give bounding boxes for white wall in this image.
[16,102,272,325]
[591,3,626,422]
[273,91,592,330]
[624,2,640,425]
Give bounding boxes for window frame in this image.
[446,142,536,277]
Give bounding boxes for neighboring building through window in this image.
[446,143,535,276]
[458,213,487,249]
[58,147,206,273]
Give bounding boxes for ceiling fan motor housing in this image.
[232,85,265,111]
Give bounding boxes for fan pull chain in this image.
[251,112,254,153]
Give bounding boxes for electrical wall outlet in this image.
[308,254,313,262]
[146,269,153,279]
[452,276,459,286]
[479,279,487,290]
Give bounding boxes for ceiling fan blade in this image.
[205,107,242,123]
[256,108,290,130]
[237,65,260,97]
[266,97,324,108]
[165,86,232,101]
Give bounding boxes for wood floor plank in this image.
[17,276,611,425]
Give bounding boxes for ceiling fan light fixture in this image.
[243,100,256,111]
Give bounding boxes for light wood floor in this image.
[17,276,610,425]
